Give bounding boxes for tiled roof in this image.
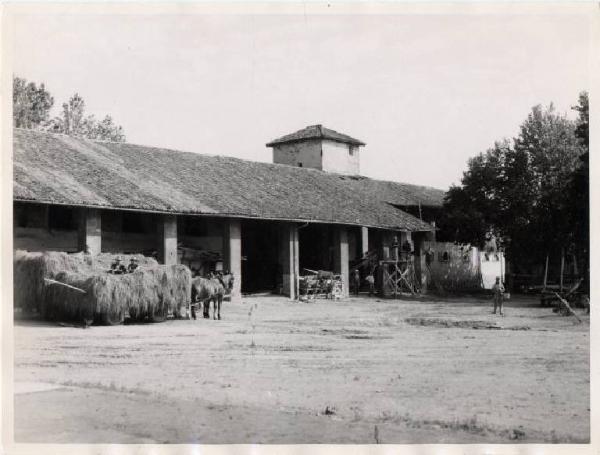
[13,128,444,231]
[266,125,366,147]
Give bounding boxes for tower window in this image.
[297,162,303,167]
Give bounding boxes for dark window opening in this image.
[14,203,48,228]
[183,217,208,237]
[298,162,303,167]
[102,210,122,232]
[241,220,281,293]
[122,211,145,234]
[48,206,77,231]
[15,207,28,228]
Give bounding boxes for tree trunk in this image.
[542,254,549,291]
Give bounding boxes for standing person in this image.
[352,269,360,296]
[492,276,505,315]
[365,272,375,296]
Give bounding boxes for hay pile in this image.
[14,250,191,325]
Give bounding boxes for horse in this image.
[190,272,235,320]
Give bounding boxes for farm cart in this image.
[299,269,343,300]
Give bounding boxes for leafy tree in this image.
[510,104,581,268]
[86,115,126,142]
[499,146,537,269]
[438,100,585,280]
[13,76,54,128]
[572,91,589,149]
[439,141,506,246]
[45,93,86,135]
[45,93,126,142]
[14,77,126,142]
[566,92,589,289]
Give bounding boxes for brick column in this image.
[77,208,101,255]
[158,215,178,265]
[280,223,300,299]
[333,226,349,297]
[223,219,242,303]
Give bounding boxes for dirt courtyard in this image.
[14,294,590,444]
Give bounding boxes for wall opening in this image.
[14,202,47,229]
[178,216,224,276]
[14,202,78,252]
[299,223,335,272]
[241,220,280,293]
[101,210,158,255]
[48,206,77,231]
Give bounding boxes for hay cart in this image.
[299,269,343,300]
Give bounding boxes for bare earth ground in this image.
[14,294,590,444]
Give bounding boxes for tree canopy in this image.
[13,77,54,129]
[438,93,588,278]
[44,93,126,142]
[13,76,126,142]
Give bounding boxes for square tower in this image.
[266,125,365,175]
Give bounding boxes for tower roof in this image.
[266,124,366,147]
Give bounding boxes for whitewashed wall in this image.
[480,251,506,289]
[321,140,360,175]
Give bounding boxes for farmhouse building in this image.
[13,126,445,300]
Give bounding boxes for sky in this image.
[11,8,591,189]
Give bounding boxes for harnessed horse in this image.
[190,272,235,320]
